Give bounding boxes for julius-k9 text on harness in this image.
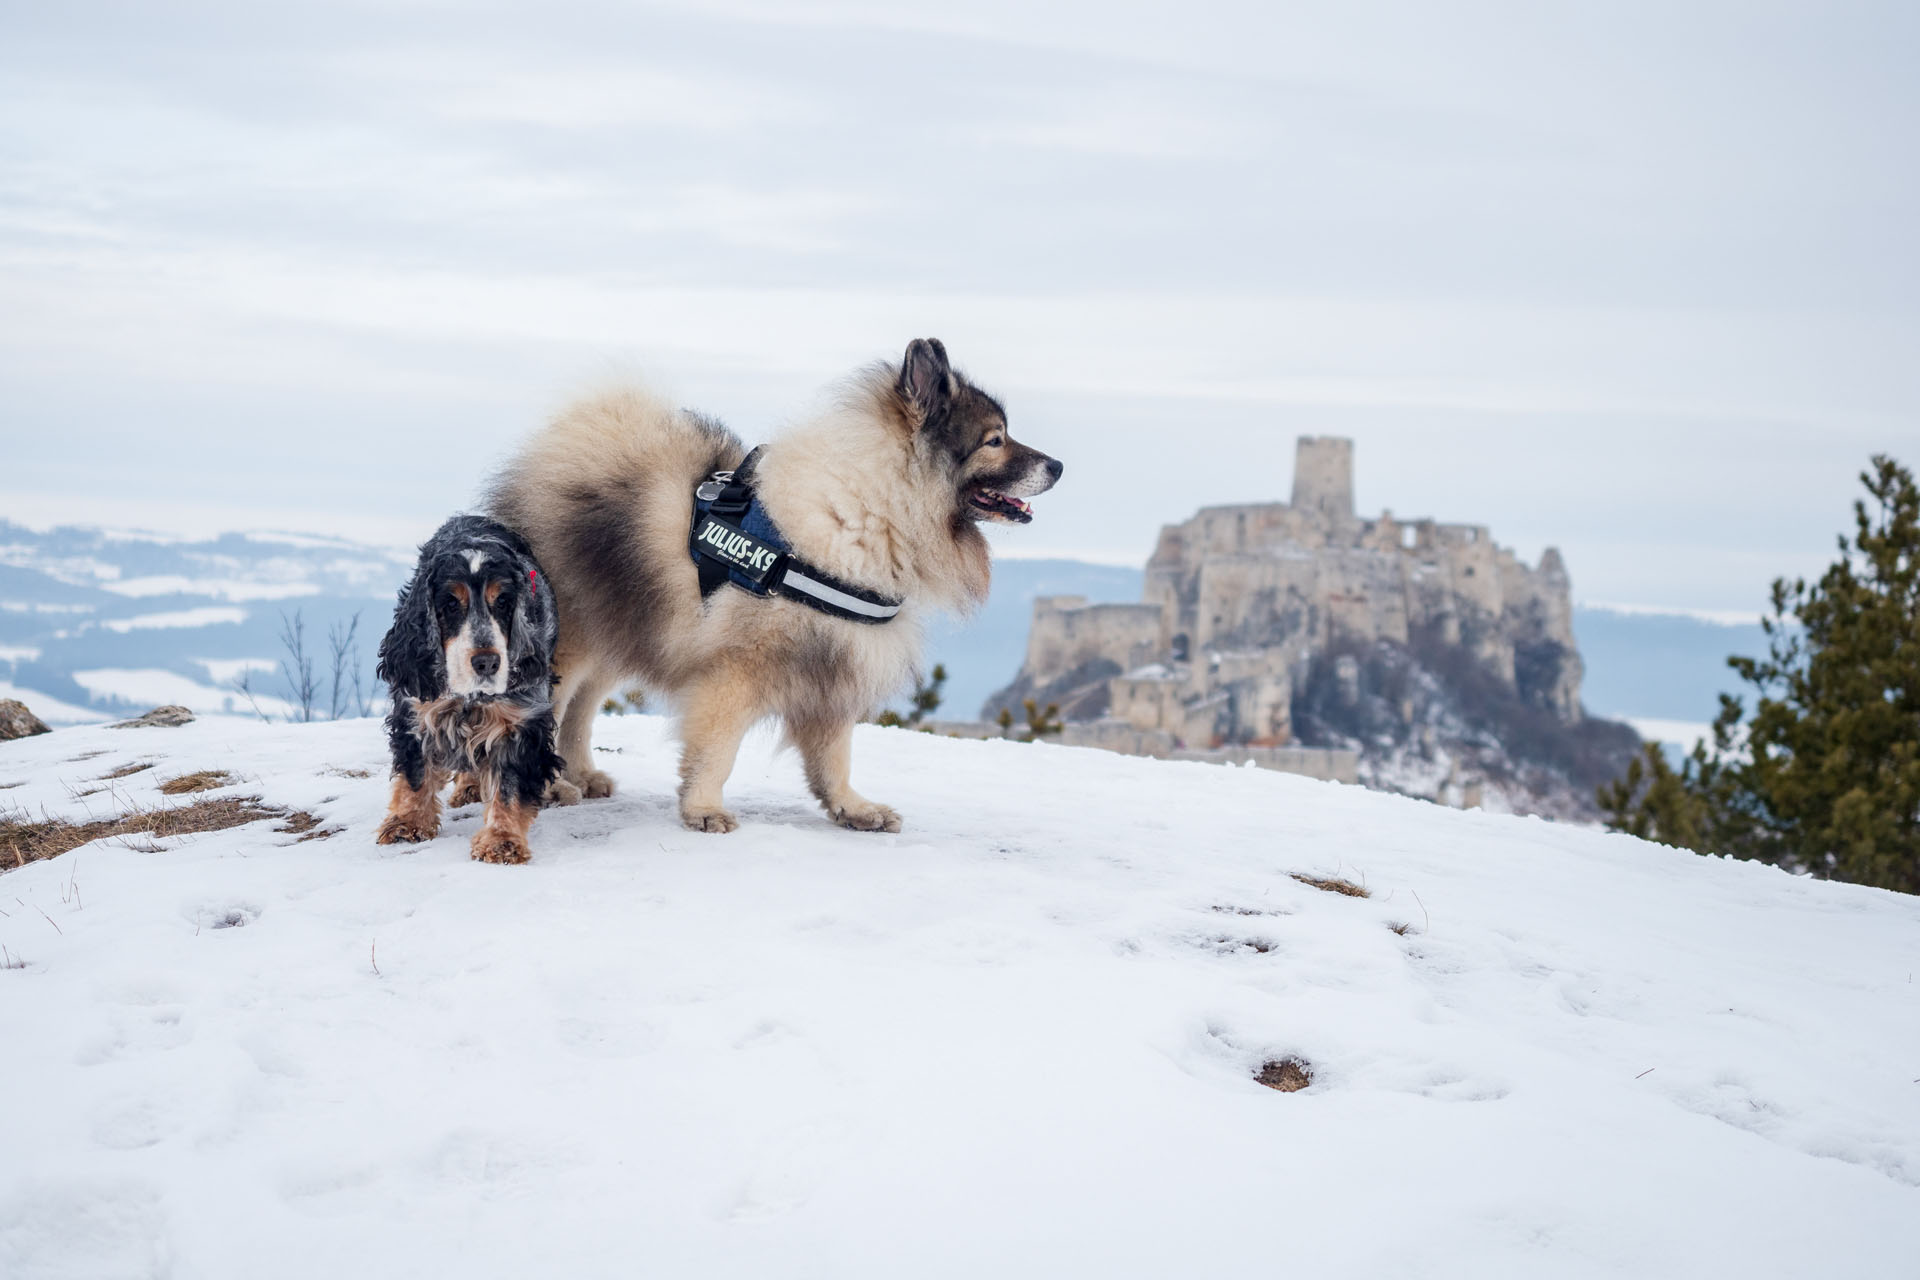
[688,448,904,625]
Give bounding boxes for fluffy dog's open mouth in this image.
[966,486,1034,524]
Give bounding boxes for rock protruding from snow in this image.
[108,704,196,729]
[0,698,52,741]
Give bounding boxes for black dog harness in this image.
[689,448,904,625]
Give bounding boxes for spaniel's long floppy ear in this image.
[505,561,552,686]
[376,564,444,701]
[897,337,955,428]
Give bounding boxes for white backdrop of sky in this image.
[2,0,1915,612]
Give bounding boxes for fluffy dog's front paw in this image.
[681,806,739,834]
[544,777,583,807]
[376,814,438,844]
[470,829,531,864]
[577,769,616,800]
[448,775,484,807]
[828,801,902,833]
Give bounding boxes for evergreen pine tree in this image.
[1601,456,1920,893]
[876,665,947,729]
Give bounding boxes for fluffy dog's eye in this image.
[985,436,1004,448]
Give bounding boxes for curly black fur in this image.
[377,515,563,810]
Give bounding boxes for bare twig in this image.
[350,642,368,719]
[327,612,363,720]
[1412,889,1430,933]
[31,900,60,934]
[279,609,318,723]
[231,669,274,724]
[370,938,380,976]
[1635,1067,1656,1079]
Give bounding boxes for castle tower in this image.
[1290,436,1354,523]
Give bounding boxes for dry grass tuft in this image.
[277,811,338,841]
[1291,872,1369,898]
[1256,1058,1314,1092]
[158,770,233,796]
[322,767,373,780]
[1387,921,1415,936]
[1,795,321,871]
[100,762,154,780]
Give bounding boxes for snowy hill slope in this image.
[2,717,1916,1278]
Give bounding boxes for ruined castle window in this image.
[1464,567,1475,576]
[1172,633,1190,661]
[1401,527,1418,550]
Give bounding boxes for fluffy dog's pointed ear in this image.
[376,567,443,700]
[897,338,955,426]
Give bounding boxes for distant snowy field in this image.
[2,716,1916,1278]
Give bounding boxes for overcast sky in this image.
[2,0,1915,612]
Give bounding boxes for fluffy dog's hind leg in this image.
[448,772,484,807]
[677,678,760,833]
[790,716,902,833]
[553,662,618,800]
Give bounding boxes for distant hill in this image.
[0,519,407,722]
[0,519,1769,750]
[1572,606,1770,742]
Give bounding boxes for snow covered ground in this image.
[2,716,1916,1278]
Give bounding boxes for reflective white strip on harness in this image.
[779,568,903,620]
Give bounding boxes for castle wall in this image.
[1110,670,1189,735]
[1022,597,1166,687]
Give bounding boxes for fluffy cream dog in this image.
[486,339,1061,832]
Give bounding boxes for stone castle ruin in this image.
[984,437,1631,816]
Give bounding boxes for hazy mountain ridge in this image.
[0,520,1767,740]
[0,520,407,720]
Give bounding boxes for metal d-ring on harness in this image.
[688,447,904,624]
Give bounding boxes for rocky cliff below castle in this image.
[983,437,1638,820]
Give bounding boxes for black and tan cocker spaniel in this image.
[374,515,566,864]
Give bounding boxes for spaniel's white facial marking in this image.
[444,570,506,697]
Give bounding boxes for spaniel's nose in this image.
[471,651,502,680]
